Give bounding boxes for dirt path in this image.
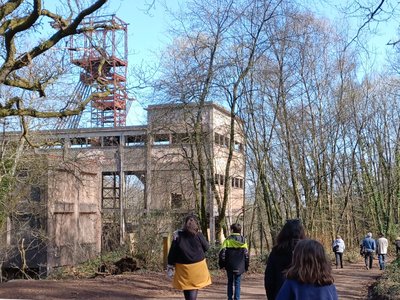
[195,260,383,300]
[0,260,383,299]
[333,260,383,299]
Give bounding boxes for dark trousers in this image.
[364,252,374,269]
[335,252,343,268]
[227,271,242,300]
[183,290,198,300]
[378,254,386,270]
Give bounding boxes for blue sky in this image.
[106,0,398,125]
[312,1,399,70]
[106,0,180,125]
[109,1,176,66]
[109,0,398,68]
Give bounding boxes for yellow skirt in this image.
[172,259,212,290]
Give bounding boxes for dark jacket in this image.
[167,230,209,265]
[264,247,293,300]
[395,238,400,248]
[276,279,338,300]
[218,233,249,274]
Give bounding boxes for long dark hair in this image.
[285,239,334,286]
[274,219,306,252]
[182,215,199,235]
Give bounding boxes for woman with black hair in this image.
[264,219,306,300]
[167,215,211,300]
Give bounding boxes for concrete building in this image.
[1,102,245,275]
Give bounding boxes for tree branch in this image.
[0,0,22,20]
[0,90,110,118]
[0,0,108,97]
[345,0,386,50]
[12,0,108,71]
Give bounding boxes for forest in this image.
[138,0,400,252]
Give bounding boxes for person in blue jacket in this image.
[276,239,338,300]
[264,219,306,300]
[219,223,249,300]
[361,232,376,270]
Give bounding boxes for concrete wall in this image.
[146,103,245,220]
[46,154,102,269]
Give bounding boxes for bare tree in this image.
[151,0,285,241]
[240,5,368,248]
[0,0,114,277]
[135,0,400,254]
[0,1,110,132]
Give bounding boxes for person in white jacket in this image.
[376,233,388,270]
[332,235,345,269]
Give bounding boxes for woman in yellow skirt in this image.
[167,215,212,300]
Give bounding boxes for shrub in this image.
[205,244,220,270]
[133,212,170,271]
[48,246,130,279]
[341,248,363,263]
[371,257,400,299]
[248,253,267,273]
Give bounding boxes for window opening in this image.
[125,135,146,146]
[171,193,183,209]
[102,172,120,209]
[103,136,120,147]
[154,133,170,145]
[70,137,89,148]
[31,186,41,202]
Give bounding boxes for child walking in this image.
[276,239,338,300]
[218,223,249,300]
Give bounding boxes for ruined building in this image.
[1,102,245,276]
[0,13,245,277]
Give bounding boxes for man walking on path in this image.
[376,233,388,270]
[362,232,376,270]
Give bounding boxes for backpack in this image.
[333,245,339,252]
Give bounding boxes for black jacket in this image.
[264,247,293,300]
[167,230,209,265]
[218,234,249,275]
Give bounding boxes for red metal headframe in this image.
[69,15,129,127]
